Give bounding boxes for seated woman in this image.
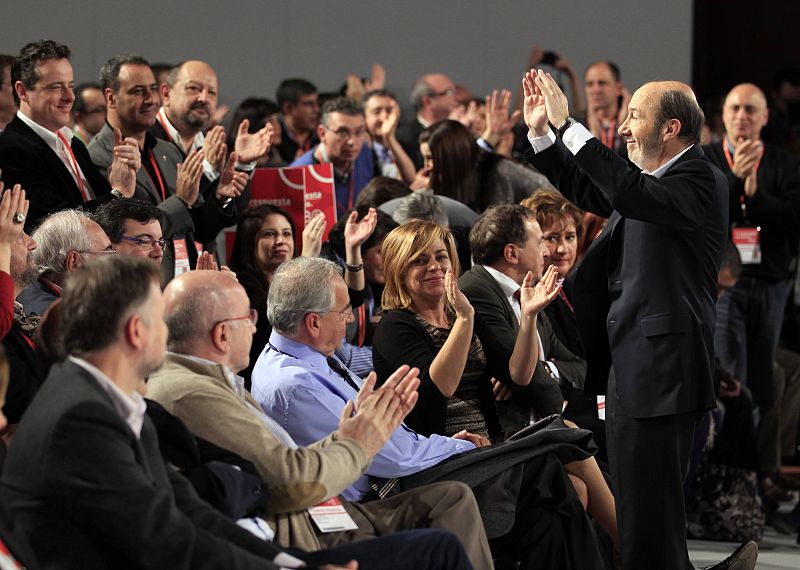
[372,220,619,551]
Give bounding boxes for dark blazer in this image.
[0,116,113,232]
[88,124,237,282]
[0,360,284,570]
[526,139,728,418]
[395,118,425,170]
[459,264,583,420]
[1,323,46,425]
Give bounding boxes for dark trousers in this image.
[606,370,698,569]
[296,528,473,570]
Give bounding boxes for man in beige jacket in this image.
[147,271,493,569]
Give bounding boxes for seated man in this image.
[290,97,378,217]
[18,209,114,315]
[253,257,608,570]
[0,256,474,570]
[146,270,492,569]
[93,198,164,266]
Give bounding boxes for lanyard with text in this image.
[723,141,763,265]
[56,132,90,201]
[148,151,167,202]
[599,120,617,149]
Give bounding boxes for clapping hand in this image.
[215,152,250,201]
[301,211,326,258]
[175,149,204,206]
[522,71,550,137]
[482,89,522,147]
[344,208,377,250]
[108,127,141,197]
[523,69,571,135]
[203,125,227,172]
[445,268,474,320]
[519,265,560,317]
[234,119,273,164]
[0,183,28,247]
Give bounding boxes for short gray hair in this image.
[165,279,231,354]
[410,77,434,111]
[32,210,95,282]
[268,257,341,335]
[393,192,449,227]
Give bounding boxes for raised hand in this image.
[732,138,762,180]
[194,251,218,271]
[522,71,550,137]
[203,125,227,172]
[379,101,401,140]
[0,184,28,247]
[210,104,230,129]
[234,119,273,164]
[445,268,474,320]
[482,89,522,147]
[175,148,204,206]
[365,63,386,92]
[339,365,420,458]
[344,208,377,250]
[215,152,250,200]
[519,265,560,317]
[450,100,478,129]
[532,69,571,129]
[301,211,326,258]
[108,127,141,197]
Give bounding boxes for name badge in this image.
[173,238,191,275]
[597,395,606,421]
[732,227,761,265]
[308,497,358,533]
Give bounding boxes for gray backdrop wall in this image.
[2,0,692,115]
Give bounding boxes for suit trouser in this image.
[316,481,493,570]
[606,370,698,570]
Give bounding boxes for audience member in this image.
[421,119,552,212]
[353,175,410,209]
[70,82,106,145]
[579,61,629,156]
[0,55,16,132]
[149,62,172,105]
[291,97,378,216]
[276,78,320,162]
[18,210,113,315]
[397,73,460,169]
[227,97,285,166]
[391,191,449,227]
[89,54,243,282]
[363,89,416,184]
[92,198,165,265]
[253,255,610,570]
[0,40,140,232]
[146,270,491,569]
[0,184,25,341]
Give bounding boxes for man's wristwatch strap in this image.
[556,117,577,138]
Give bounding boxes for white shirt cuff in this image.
[235,160,257,172]
[545,360,561,379]
[527,129,556,153]
[476,137,495,153]
[202,159,220,181]
[561,122,594,155]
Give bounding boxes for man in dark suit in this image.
[459,204,585,431]
[521,70,755,569]
[88,55,243,282]
[0,40,140,233]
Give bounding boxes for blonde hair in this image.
[381,220,460,311]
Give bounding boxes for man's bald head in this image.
[723,83,769,142]
[635,81,704,146]
[163,271,243,354]
[163,60,218,132]
[411,73,457,121]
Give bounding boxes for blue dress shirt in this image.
[251,331,475,501]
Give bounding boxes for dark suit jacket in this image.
[0,360,284,569]
[0,116,113,232]
[459,265,584,422]
[88,124,236,282]
[1,323,46,425]
[526,138,728,418]
[395,118,425,170]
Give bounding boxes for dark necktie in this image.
[327,356,361,393]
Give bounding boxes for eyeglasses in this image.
[328,306,354,320]
[111,235,168,252]
[430,88,456,98]
[214,309,258,328]
[323,125,368,140]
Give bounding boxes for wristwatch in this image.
[556,117,577,138]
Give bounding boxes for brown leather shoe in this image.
[701,541,758,570]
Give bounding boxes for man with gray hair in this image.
[146,269,492,569]
[391,191,449,227]
[17,209,114,315]
[396,73,459,169]
[291,97,378,217]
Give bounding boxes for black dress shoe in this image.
[701,541,758,570]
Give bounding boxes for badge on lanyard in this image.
[732,226,762,265]
[307,496,358,533]
[173,238,191,275]
[597,395,606,421]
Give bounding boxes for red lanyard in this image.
[599,120,617,149]
[559,288,574,312]
[56,132,89,201]
[356,305,366,347]
[157,112,173,144]
[148,151,167,202]
[722,140,763,174]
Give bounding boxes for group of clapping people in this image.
[0,35,797,570]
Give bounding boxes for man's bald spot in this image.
[647,81,698,103]
[163,271,241,325]
[167,60,217,86]
[725,83,767,109]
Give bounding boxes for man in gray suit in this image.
[88,55,246,282]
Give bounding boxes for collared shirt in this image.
[251,331,475,501]
[174,352,298,449]
[527,122,694,177]
[68,355,147,438]
[17,110,94,197]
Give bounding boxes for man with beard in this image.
[89,55,246,283]
[521,71,756,569]
[291,97,378,217]
[152,60,271,192]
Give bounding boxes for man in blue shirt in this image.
[290,97,378,217]
[252,256,607,570]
